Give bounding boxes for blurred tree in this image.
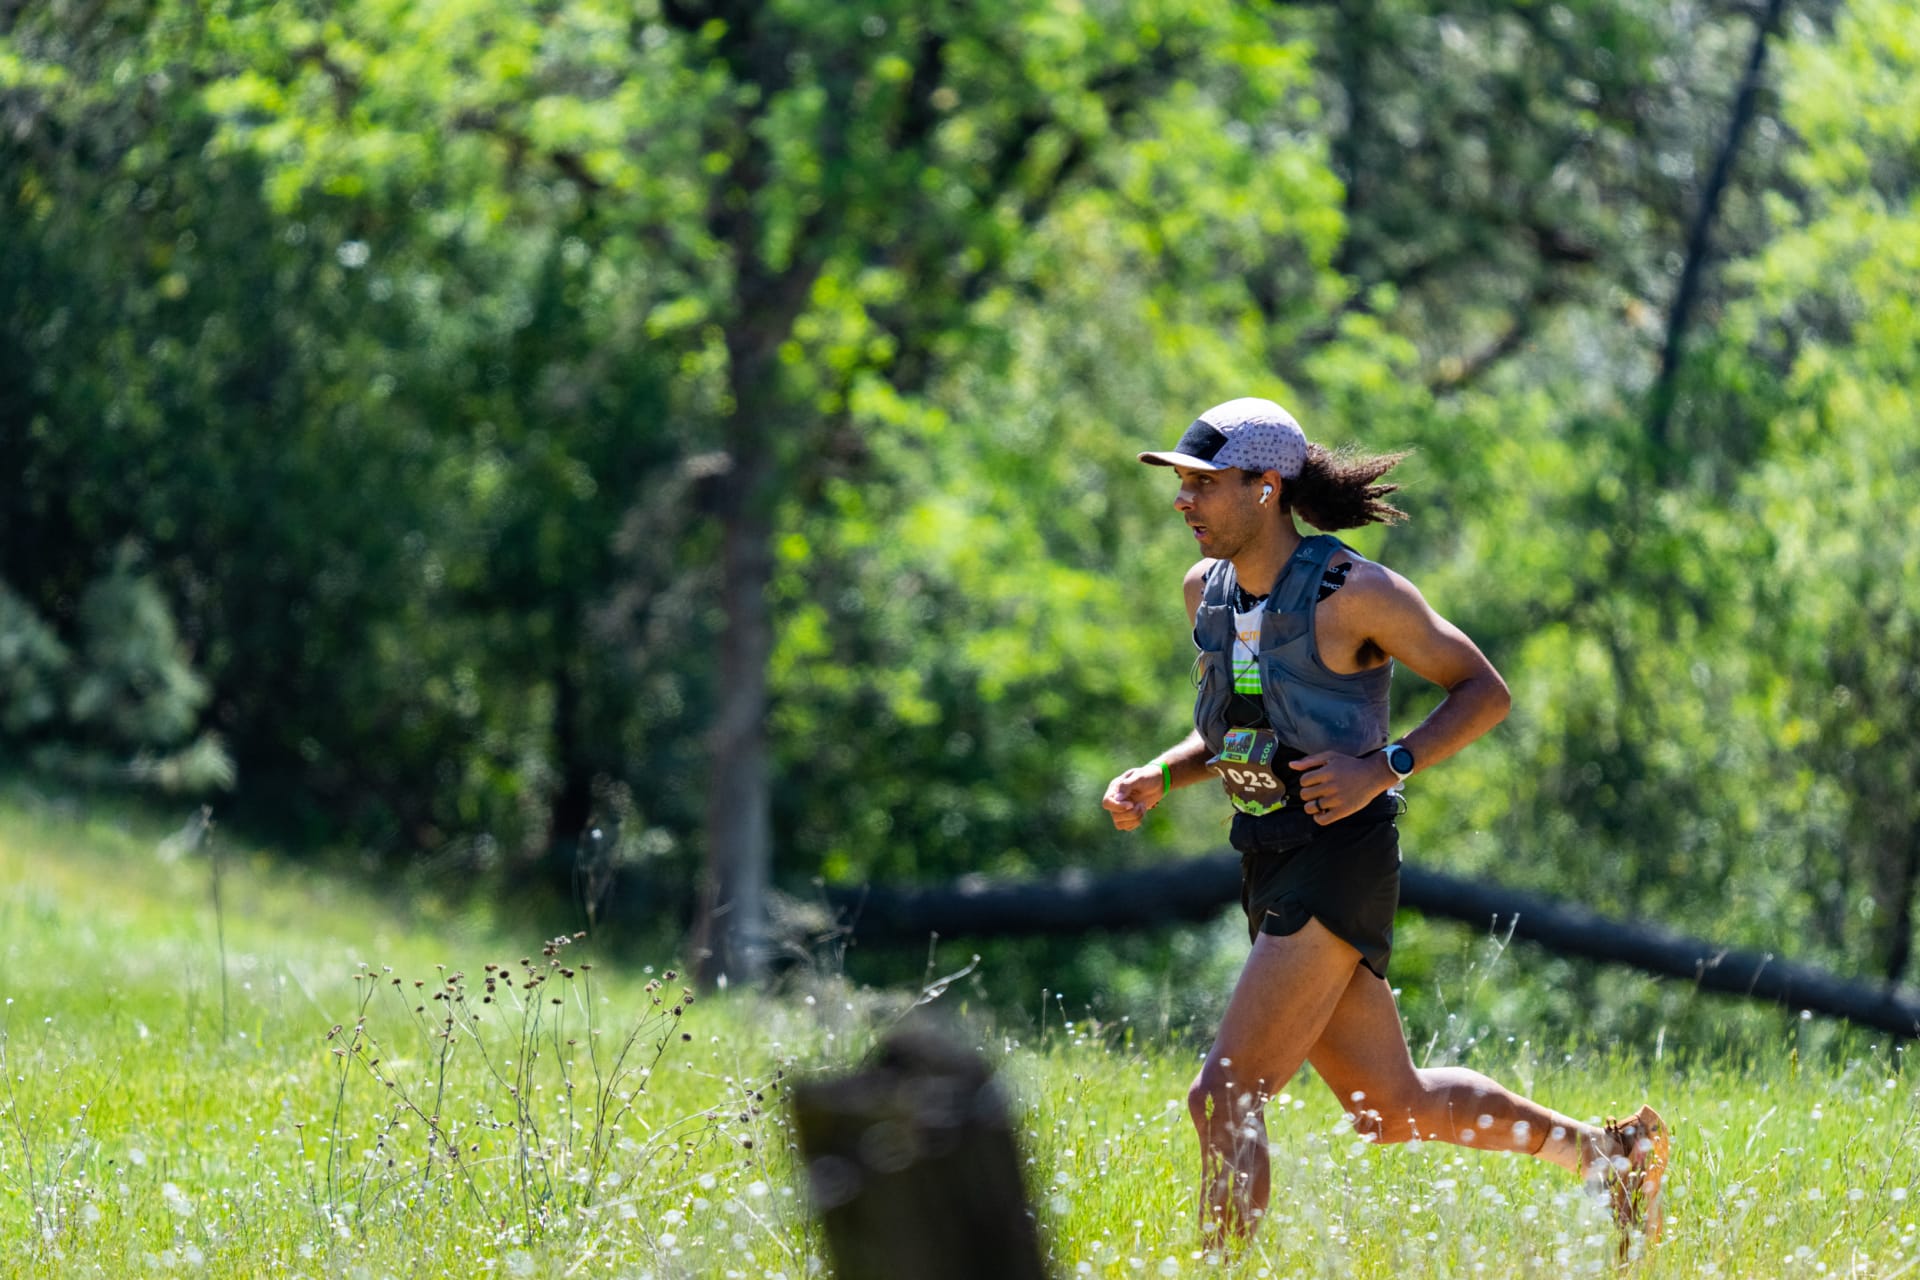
[645,0,1336,985]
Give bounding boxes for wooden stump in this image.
[790,1024,1047,1280]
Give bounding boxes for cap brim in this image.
[1138,451,1231,469]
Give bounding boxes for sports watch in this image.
[1382,742,1416,781]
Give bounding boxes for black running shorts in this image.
[1230,793,1402,978]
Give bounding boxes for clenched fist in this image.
[1101,765,1167,832]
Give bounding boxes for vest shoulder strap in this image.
[1269,535,1340,613]
[1201,558,1236,607]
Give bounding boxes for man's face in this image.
[1173,465,1266,557]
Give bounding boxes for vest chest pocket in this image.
[1190,648,1232,751]
[1262,652,1372,698]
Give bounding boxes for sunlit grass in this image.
[0,782,1915,1277]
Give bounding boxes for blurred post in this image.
[791,1024,1047,1280]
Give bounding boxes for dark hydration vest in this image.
[1192,534,1393,759]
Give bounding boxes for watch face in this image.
[1386,744,1414,777]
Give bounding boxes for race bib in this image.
[1207,727,1290,810]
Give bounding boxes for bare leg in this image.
[1306,967,1607,1172]
[1189,918,1364,1244]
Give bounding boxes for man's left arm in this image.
[1290,566,1511,825]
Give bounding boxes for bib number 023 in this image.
[1220,765,1281,794]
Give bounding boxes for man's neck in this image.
[1230,520,1303,597]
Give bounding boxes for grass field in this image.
[1,782,1916,1278]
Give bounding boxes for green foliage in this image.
[0,581,68,737]
[65,564,210,749]
[2,0,694,858]
[0,563,231,792]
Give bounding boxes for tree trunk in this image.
[692,445,774,988]
[692,290,802,987]
[1884,827,1920,985]
[543,660,595,870]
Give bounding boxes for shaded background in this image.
[4,0,1916,1038]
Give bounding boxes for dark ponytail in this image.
[1283,443,1410,530]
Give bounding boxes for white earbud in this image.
[1260,484,1274,504]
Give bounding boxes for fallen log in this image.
[822,855,1920,1038]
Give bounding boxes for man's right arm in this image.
[1101,560,1215,832]
[1102,731,1212,830]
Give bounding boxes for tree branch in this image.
[1427,276,1567,396]
[290,41,360,120]
[1646,0,1790,452]
[888,30,950,154]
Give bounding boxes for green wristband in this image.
[1158,760,1172,796]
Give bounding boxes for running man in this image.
[1101,398,1668,1251]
